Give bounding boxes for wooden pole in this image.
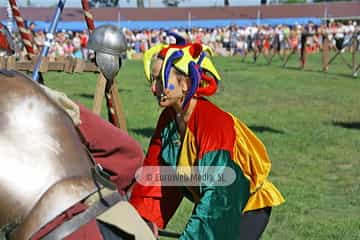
[322,33,329,71]
[300,33,307,69]
[92,73,106,115]
[352,34,358,77]
[109,81,127,131]
[282,49,295,68]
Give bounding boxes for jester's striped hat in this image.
[143,32,221,108]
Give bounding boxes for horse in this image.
[0,70,155,240]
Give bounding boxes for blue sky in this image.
[0,0,261,7]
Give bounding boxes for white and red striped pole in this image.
[81,0,95,33]
[8,0,35,58]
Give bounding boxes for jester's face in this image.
[150,58,190,109]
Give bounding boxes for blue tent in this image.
[2,17,321,32]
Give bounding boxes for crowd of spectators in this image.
[122,20,359,60]
[1,20,359,61]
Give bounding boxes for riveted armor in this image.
[0,71,96,240]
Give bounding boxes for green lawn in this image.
[44,53,360,240]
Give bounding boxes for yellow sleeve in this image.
[230,113,285,212]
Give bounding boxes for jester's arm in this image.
[180,150,248,240]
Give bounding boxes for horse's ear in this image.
[189,43,203,59]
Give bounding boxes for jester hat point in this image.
[143,32,221,108]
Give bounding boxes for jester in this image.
[129,33,285,239]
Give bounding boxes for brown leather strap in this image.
[41,191,125,240]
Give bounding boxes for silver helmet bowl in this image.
[88,24,127,56]
[87,24,127,84]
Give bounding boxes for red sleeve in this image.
[77,104,144,191]
[129,108,183,229]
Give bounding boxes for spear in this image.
[31,0,66,82]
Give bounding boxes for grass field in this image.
[44,53,360,239]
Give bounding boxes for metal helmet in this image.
[87,24,127,84]
[87,24,127,56]
[0,71,96,240]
